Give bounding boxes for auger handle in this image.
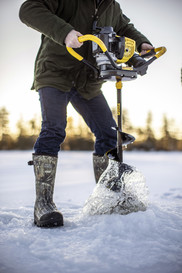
[66,35,109,75]
[66,35,107,61]
[140,47,167,59]
[135,46,167,75]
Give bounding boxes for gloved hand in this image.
[140,43,154,55]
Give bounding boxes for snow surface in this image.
[0,151,182,273]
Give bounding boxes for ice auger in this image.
[67,26,166,191]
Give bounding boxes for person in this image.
[19,0,153,228]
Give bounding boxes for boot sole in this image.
[34,212,64,228]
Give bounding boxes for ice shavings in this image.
[83,159,149,215]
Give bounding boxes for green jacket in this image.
[19,0,152,99]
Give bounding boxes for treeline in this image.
[0,106,182,151]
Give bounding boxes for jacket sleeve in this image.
[113,3,152,52]
[19,0,74,45]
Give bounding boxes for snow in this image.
[0,150,182,273]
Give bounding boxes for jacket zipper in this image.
[93,0,105,30]
[94,0,98,16]
[94,0,104,16]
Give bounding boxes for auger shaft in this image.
[116,77,123,162]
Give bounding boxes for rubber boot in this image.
[33,154,63,227]
[93,153,109,183]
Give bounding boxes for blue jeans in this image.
[34,87,117,156]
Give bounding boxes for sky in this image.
[0,0,182,136]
